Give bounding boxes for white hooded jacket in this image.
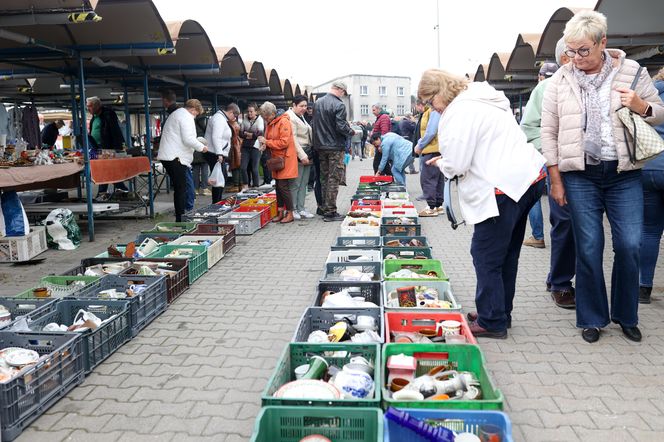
[437,82,546,225]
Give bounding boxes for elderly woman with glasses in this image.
[541,11,664,344]
[420,69,546,339]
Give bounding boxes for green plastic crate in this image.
[381,343,503,410]
[141,222,197,235]
[15,275,101,299]
[262,343,381,407]
[146,244,207,284]
[383,259,448,281]
[251,406,384,442]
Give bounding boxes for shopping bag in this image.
[344,153,351,165]
[43,208,81,250]
[0,191,29,237]
[208,162,225,187]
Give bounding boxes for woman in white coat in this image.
[287,95,314,219]
[420,69,546,339]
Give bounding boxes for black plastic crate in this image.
[124,258,189,304]
[21,299,131,373]
[0,298,57,329]
[321,262,381,282]
[75,275,167,337]
[381,236,429,248]
[382,247,433,260]
[293,307,384,343]
[0,331,85,442]
[380,217,422,237]
[331,236,381,251]
[60,257,134,277]
[315,281,382,307]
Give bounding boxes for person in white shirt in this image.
[204,103,240,203]
[157,99,208,221]
[419,69,546,339]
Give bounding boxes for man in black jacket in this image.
[86,96,128,199]
[40,119,64,147]
[312,82,355,221]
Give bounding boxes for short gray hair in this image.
[554,38,566,65]
[259,101,277,117]
[86,96,101,107]
[564,10,607,45]
[372,103,382,110]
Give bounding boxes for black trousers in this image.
[311,149,323,207]
[275,178,294,211]
[161,159,188,222]
[204,151,225,203]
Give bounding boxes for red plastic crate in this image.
[384,311,477,344]
[350,204,382,213]
[352,199,381,206]
[382,203,416,209]
[360,175,393,183]
[233,205,271,227]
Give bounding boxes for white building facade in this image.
[312,74,411,122]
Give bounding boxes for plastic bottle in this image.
[384,407,455,442]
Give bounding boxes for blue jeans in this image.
[562,161,642,328]
[471,180,544,331]
[546,175,576,291]
[640,169,664,287]
[391,157,414,186]
[527,198,544,240]
[185,167,195,212]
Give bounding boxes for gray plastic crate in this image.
[293,307,384,343]
[0,331,85,442]
[75,274,167,337]
[22,299,131,373]
[0,298,57,330]
[315,281,382,307]
[218,211,262,235]
[331,236,381,251]
[321,262,382,282]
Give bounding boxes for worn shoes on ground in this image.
[523,236,545,248]
[467,311,511,329]
[639,286,652,304]
[467,320,508,339]
[419,208,439,217]
[299,210,315,219]
[551,288,575,309]
[323,212,344,222]
[582,327,600,343]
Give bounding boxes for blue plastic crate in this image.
[384,408,513,442]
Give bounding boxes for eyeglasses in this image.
[564,42,596,58]
[444,177,465,230]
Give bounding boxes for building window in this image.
[396,105,405,116]
[379,86,387,96]
[360,104,369,116]
[397,86,405,97]
[360,85,368,96]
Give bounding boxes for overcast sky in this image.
[152,0,597,91]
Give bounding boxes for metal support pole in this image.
[78,55,95,241]
[518,94,523,122]
[212,93,218,112]
[184,82,190,101]
[123,82,132,148]
[69,81,82,199]
[143,72,155,218]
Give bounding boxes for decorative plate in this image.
[1,347,39,367]
[274,380,341,400]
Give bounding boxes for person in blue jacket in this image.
[370,132,414,185]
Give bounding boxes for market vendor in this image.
[40,119,64,148]
[371,132,414,185]
[419,68,546,339]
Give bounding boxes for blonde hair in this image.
[417,69,468,106]
[564,10,607,44]
[653,67,664,82]
[259,101,277,117]
[184,99,203,115]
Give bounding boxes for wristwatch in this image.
[641,103,653,117]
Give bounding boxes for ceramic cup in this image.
[417,328,437,338]
[32,287,50,298]
[389,377,410,392]
[356,315,376,331]
[301,355,328,380]
[437,320,461,336]
[294,364,310,380]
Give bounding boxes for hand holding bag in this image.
[617,66,664,164]
[208,162,225,187]
[266,156,285,172]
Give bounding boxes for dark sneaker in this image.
[639,286,652,304]
[582,327,600,343]
[619,324,642,342]
[316,207,325,216]
[551,288,576,309]
[466,311,511,329]
[323,212,344,222]
[468,320,507,339]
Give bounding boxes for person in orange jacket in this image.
[257,101,298,223]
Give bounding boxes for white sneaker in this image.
[300,210,315,219]
[292,211,301,220]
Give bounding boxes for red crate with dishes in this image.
[232,205,271,227]
[384,311,477,344]
[350,204,382,213]
[351,199,382,206]
[360,175,393,183]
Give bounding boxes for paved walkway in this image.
[6,159,664,441]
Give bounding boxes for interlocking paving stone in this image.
[7,160,664,441]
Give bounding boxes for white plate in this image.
[274,379,341,400]
[1,348,39,367]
